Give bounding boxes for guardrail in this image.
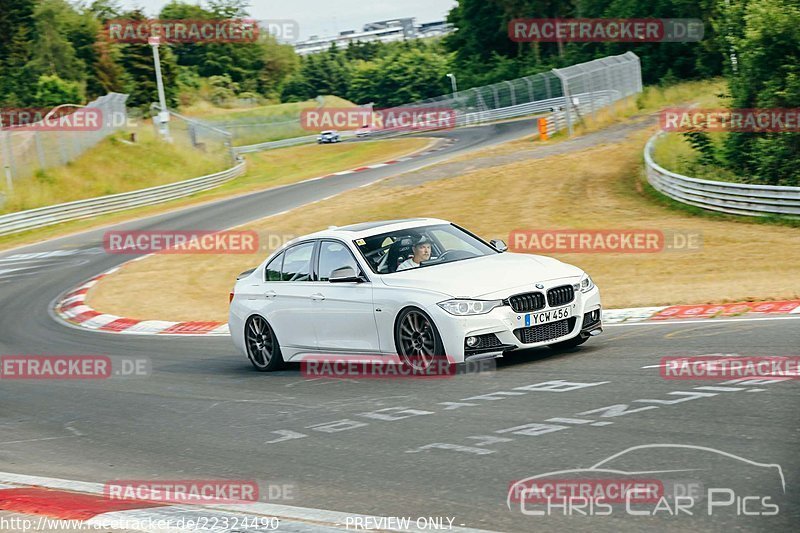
[235,131,357,154]
[644,132,800,217]
[0,161,245,236]
[0,54,639,236]
[235,91,614,153]
[459,91,615,127]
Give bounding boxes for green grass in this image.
[185,96,353,121]
[0,136,431,251]
[0,121,225,214]
[185,95,358,147]
[638,165,800,227]
[643,78,763,185]
[636,78,728,111]
[651,132,744,182]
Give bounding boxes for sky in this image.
[116,0,458,40]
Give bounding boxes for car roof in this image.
[289,218,451,243]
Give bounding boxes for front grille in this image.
[508,292,546,313]
[547,284,575,307]
[514,318,577,344]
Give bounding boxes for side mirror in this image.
[489,239,508,252]
[329,266,364,283]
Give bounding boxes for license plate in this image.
[523,305,573,327]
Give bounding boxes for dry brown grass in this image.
[89,125,800,323]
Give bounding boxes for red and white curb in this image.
[603,300,800,324]
[53,139,458,336]
[316,138,456,178]
[55,267,800,337]
[55,259,229,336]
[0,472,496,533]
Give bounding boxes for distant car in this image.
[229,218,602,372]
[355,125,372,138]
[317,130,340,143]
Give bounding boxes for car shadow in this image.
[495,343,603,369]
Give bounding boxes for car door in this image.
[259,241,318,353]
[310,239,380,354]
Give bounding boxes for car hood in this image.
[379,252,583,298]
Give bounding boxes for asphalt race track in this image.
[0,120,798,532]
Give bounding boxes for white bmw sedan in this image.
[229,218,602,371]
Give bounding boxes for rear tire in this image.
[547,334,588,351]
[244,315,284,372]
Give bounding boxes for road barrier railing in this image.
[234,52,640,152]
[0,161,245,236]
[644,132,800,217]
[0,53,642,236]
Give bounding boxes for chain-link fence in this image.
[199,97,336,147]
[552,52,643,134]
[0,93,129,188]
[206,52,642,151]
[152,106,237,169]
[381,51,642,134]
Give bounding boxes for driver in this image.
[397,235,432,271]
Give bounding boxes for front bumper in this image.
[431,285,601,362]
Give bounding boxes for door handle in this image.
[264,290,277,298]
[310,293,325,301]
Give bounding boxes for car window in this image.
[281,242,315,282]
[265,252,283,282]
[430,229,483,255]
[354,223,497,274]
[318,241,359,281]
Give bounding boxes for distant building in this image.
[294,18,453,56]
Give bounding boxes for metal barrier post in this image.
[552,69,573,136]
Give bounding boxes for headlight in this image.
[576,273,594,293]
[437,299,504,316]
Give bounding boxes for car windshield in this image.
[354,223,497,274]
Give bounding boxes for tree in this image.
[28,0,87,87]
[208,74,239,104]
[282,46,351,101]
[365,46,450,107]
[722,0,800,186]
[116,9,179,110]
[32,74,83,106]
[0,0,36,105]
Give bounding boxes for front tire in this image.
[245,315,284,371]
[394,307,445,370]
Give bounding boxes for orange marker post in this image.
[538,117,548,141]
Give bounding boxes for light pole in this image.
[446,73,458,97]
[149,36,171,140]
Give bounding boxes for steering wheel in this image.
[425,249,477,264]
